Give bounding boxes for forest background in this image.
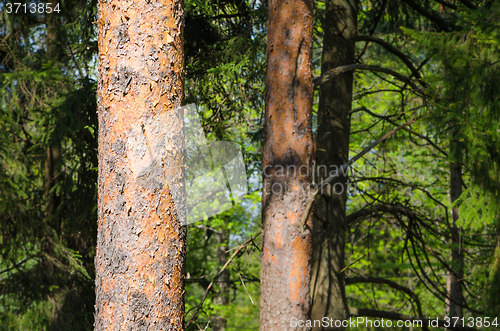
[1,0,500,330]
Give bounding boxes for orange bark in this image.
[260,0,315,330]
[95,0,186,330]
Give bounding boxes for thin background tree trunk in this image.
[447,161,464,317]
[95,1,186,330]
[260,0,315,330]
[213,225,229,331]
[310,0,357,329]
[44,0,62,223]
[486,239,500,316]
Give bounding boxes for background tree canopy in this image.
[1,0,499,330]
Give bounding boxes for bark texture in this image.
[95,1,186,330]
[310,0,357,329]
[447,161,464,317]
[260,0,315,330]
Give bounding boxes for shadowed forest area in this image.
[1,0,500,330]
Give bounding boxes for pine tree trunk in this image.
[310,0,357,329]
[260,1,315,330]
[95,1,186,330]
[447,161,464,317]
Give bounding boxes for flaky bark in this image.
[310,0,357,329]
[260,0,315,330]
[95,1,186,330]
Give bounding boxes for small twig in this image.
[186,231,262,327]
[192,224,223,234]
[338,254,367,274]
[0,256,33,276]
[239,273,255,304]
